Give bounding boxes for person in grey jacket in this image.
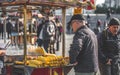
[69,14,99,75]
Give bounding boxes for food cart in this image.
[0,0,95,75]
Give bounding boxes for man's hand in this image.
[73,62,78,66]
[106,59,112,65]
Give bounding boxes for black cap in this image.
[108,17,120,26]
[68,14,85,25]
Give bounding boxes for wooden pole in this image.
[23,4,27,64]
[62,7,66,57]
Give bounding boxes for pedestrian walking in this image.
[37,18,44,47]
[37,6,56,53]
[98,17,120,75]
[10,19,18,45]
[55,18,63,51]
[0,21,3,39]
[106,8,111,21]
[37,6,50,49]
[6,19,12,39]
[94,19,102,35]
[69,14,99,75]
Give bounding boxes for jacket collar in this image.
[76,25,87,32]
[74,25,87,34]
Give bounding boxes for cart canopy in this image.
[0,0,78,7]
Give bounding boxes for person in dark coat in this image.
[98,17,120,75]
[10,20,18,45]
[106,8,111,20]
[37,19,44,47]
[0,21,4,39]
[94,19,102,35]
[6,20,12,39]
[69,14,99,75]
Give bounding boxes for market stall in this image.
[0,0,96,75]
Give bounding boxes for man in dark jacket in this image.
[69,14,99,75]
[98,17,120,75]
[6,20,12,39]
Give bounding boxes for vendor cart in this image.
[0,0,96,75]
[6,64,73,75]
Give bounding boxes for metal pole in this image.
[62,7,66,57]
[110,0,111,8]
[1,7,6,43]
[23,4,27,64]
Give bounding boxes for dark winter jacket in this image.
[11,23,18,33]
[98,29,120,64]
[69,26,99,73]
[6,22,12,32]
[37,23,44,38]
